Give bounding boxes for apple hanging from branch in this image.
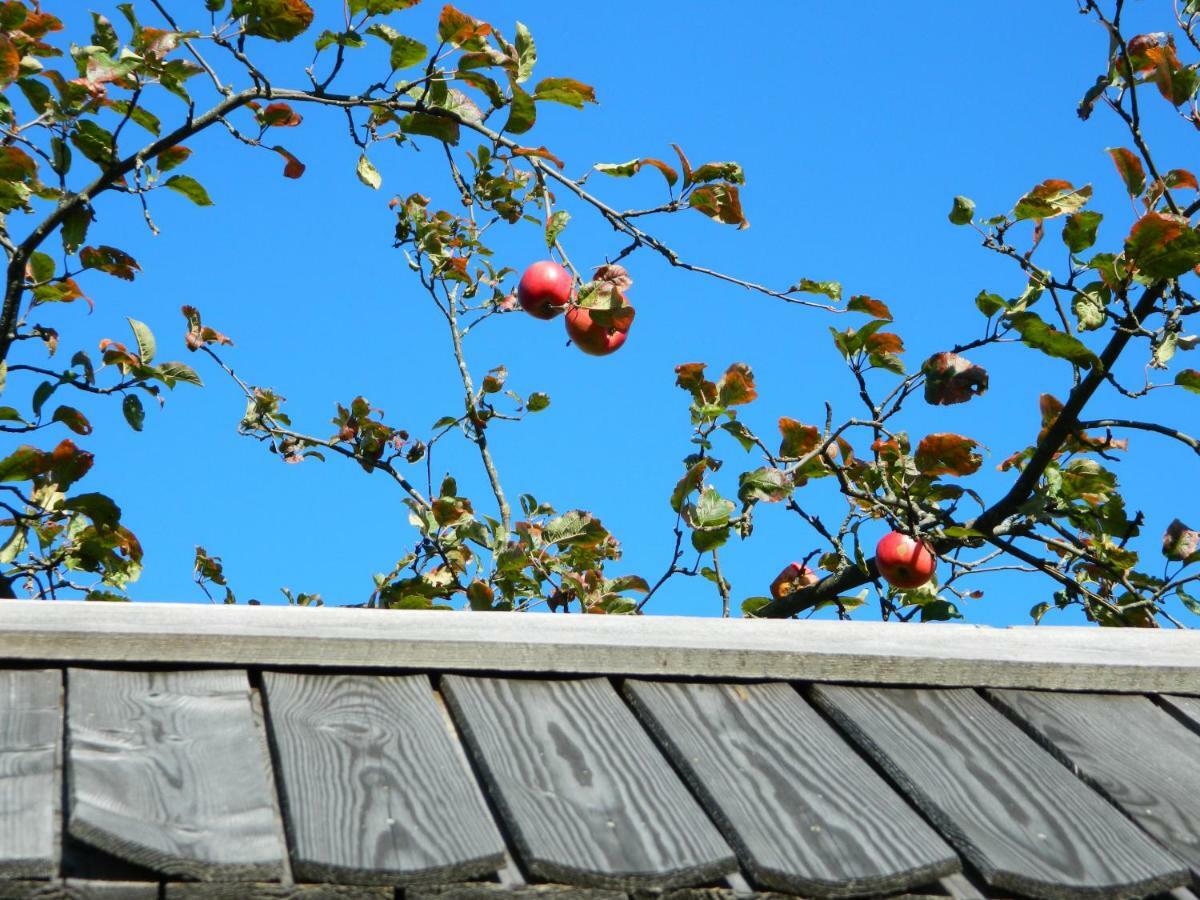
[874,531,937,589]
[517,261,574,319]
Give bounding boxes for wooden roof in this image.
[0,601,1199,900]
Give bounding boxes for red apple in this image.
[874,531,937,589]
[769,562,818,600]
[565,304,632,356]
[517,261,573,319]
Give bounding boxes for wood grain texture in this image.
[66,668,286,881]
[442,675,736,890]
[624,680,958,896]
[1161,694,1200,734]
[0,669,61,878]
[262,672,505,884]
[812,685,1189,900]
[3,601,1200,692]
[989,689,1200,880]
[407,887,626,900]
[165,885,392,899]
[0,882,157,900]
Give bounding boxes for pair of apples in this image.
[516,261,632,356]
[770,532,937,600]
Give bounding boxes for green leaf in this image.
[1176,369,1200,394]
[154,361,203,387]
[62,492,121,528]
[29,251,54,284]
[389,34,427,69]
[122,393,144,431]
[70,120,116,167]
[1007,312,1099,369]
[1063,211,1102,254]
[693,486,734,527]
[594,158,678,187]
[0,446,45,482]
[1014,179,1092,221]
[975,291,1008,317]
[948,195,974,225]
[741,596,770,618]
[513,21,536,83]
[400,112,459,144]
[1071,283,1109,332]
[127,317,156,363]
[532,77,596,108]
[1179,586,1200,617]
[526,392,550,412]
[355,154,382,190]
[163,175,213,206]
[689,162,744,185]
[789,278,841,302]
[544,209,569,249]
[737,467,791,504]
[690,525,729,553]
[505,83,536,135]
[155,145,192,173]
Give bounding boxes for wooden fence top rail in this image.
[1,601,1198,692]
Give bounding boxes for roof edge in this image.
[0,601,1196,693]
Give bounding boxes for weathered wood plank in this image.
[406,887,625,900]
[0,670,61,880]
[812,685,1189,899]
[0,882,157,900]
[624,680,958,896]
[442,675,735,890]
[989,689,1200,881]
[1161,694,1200,734]
[3,601,1200,692]
[165,885,392,899]
[66,668,286,881]
[262,671,505,884]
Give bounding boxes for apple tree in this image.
[1,0,1199,627]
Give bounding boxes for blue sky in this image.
[21,1,1199,624]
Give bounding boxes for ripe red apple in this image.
[769,562,818,600]
[874,531,937,589]
[565,305,632,356]
[517,261,573,319]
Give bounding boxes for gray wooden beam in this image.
[624,679,958,895]
[0,669,62,879]
[262,672,505,884]
[812,685,1189,899]
[1,601,1199,692]
[442,675,736,890]
[0,882,157,899]
[164,886,392,899]
[66,668,286,881]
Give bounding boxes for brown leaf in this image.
[847,295,893,320]
[716,362,756,407]
[674,363,716,403]
[1107,147,1146,196]
[915,433,983,477]
[593,264,632,292]
[778,418,820,459]
[261,102,302,127]
[1163,518,1200,561]
[922,352,989,405]
[273,146,306,179]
